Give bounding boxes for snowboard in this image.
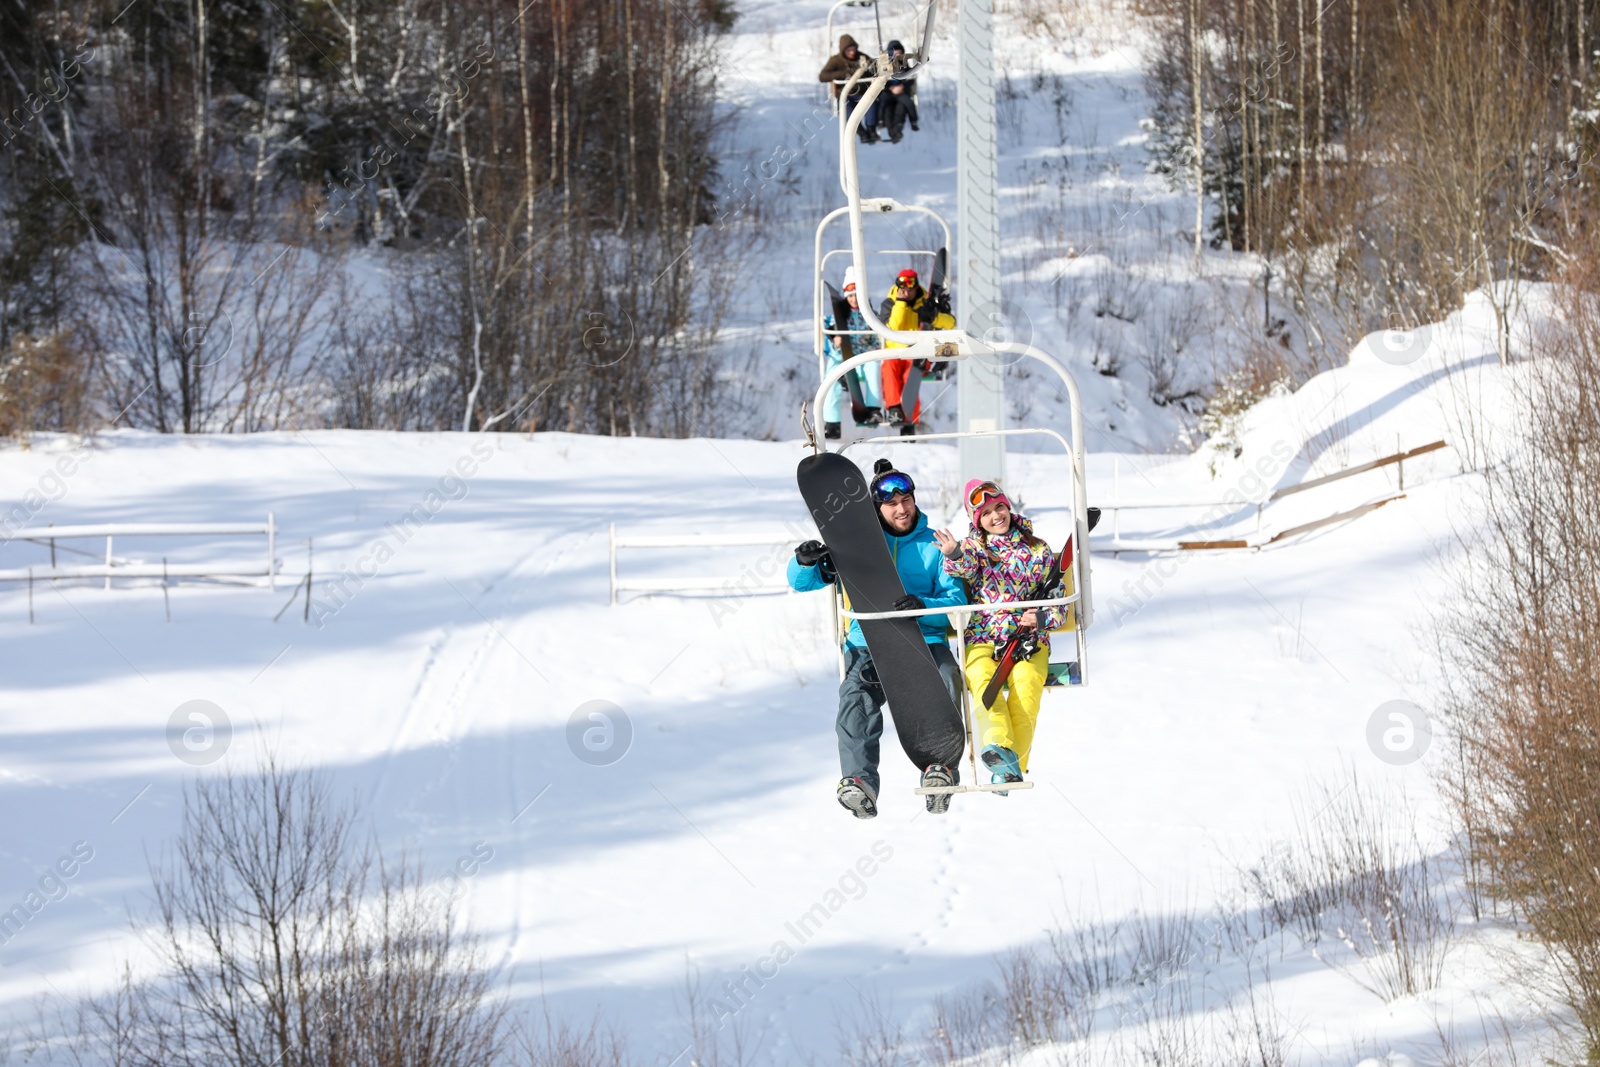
[796,451,965,771]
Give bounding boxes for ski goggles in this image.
[870,471,916,503]
[967,480,1006,512]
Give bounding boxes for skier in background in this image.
[933,481,1073,791]
[876,39,919,143]
[820,265,885,440]
[789,460,967,818]
[818,35,880,145]
[878,268,955,435]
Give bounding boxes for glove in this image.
[893,594,925,612]
[795,540,831,568]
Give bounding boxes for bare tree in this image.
[1439,268,1600,1057]
[62,757,505,1067]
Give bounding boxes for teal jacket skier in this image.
[787,509,966,646]
[788,460,967,819]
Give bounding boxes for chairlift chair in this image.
[813,202,954,423]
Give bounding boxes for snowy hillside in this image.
[0,281,1557,1061]
[0,0,1572,1058]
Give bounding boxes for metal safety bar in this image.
[839,592,1080,621]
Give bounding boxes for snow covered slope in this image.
[0,288,1553,1060]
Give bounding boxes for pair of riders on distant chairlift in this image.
[820,264,953,439]
[818,36,920,145]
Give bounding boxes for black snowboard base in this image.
[797,451,965,772]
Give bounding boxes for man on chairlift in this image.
[875,39,920,144]
[819,35,881,145]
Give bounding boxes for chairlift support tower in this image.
[956,0,1005,486]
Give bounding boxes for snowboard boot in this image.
[899,423,917,437]
[884,404,906,426]
[921,763,957,814]
[854,406,884,427]
[981,745,1022,780]
[837,776,878,819]
[823,421,842,440]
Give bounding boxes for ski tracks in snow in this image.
[409,524,604,966]
[368,527,595,830]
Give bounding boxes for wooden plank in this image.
[1270,440,1446,500]
[1266,494,1405,544]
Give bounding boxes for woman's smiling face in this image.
[978,500,1011,534]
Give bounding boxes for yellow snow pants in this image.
[963,642,1050,773]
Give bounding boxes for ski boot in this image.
[823,421,842,440]
[981,745,1022,777]
[921,764,956,814]
[837,777,878,819]
[981,746,1023,794]
[989,768,1024,795]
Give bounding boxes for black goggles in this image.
[871,472,915,503]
